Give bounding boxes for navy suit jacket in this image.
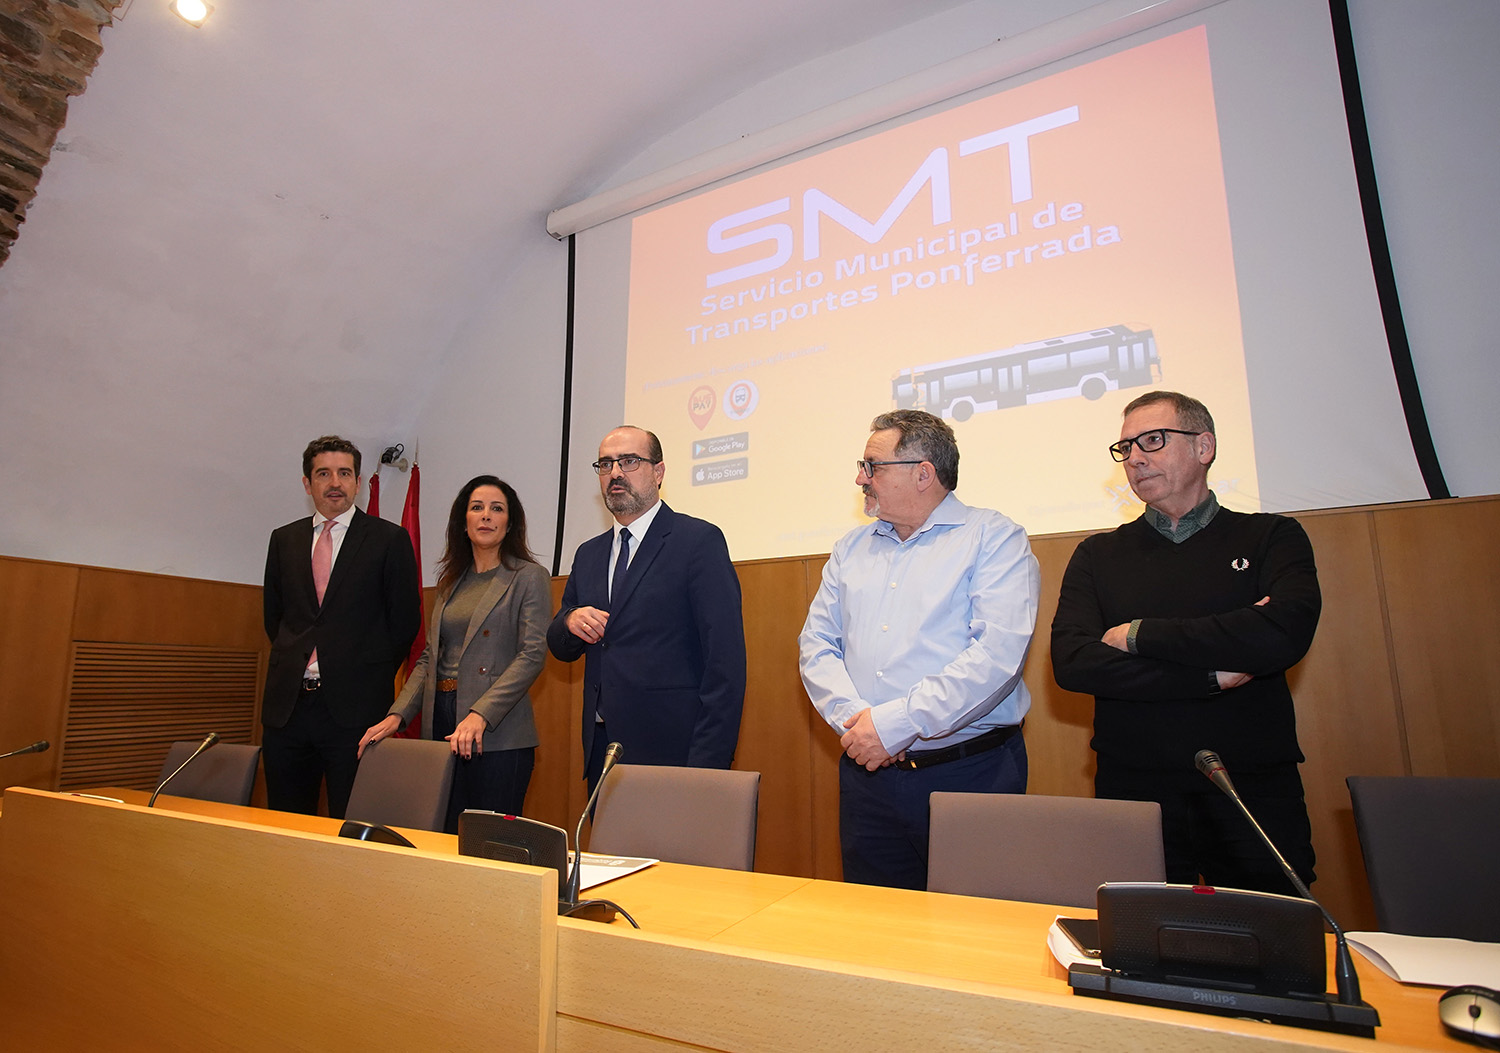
[546,502,746,769]
[262,508,421,730]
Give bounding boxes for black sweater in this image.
[1050,509,1321,780]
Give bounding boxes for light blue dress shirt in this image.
[799,491,1040,755]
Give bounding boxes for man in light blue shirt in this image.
[800,409,1040,889]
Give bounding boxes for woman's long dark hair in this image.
[434,475,538,597]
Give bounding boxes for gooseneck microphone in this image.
[149,733,220,807]
[559,742,637,927]
[1194,749,1363,1006]
[0,739,50,760]
[566,741,624,907]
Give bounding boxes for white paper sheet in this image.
[573,851,656,892]
[1346,931,1500,988]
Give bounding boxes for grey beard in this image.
[605,487,650,519]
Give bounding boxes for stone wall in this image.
[0,0,121,267]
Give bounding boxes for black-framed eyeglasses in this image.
[856,459,923,477]
[591,454,659,475]
[1108,428,1202,462]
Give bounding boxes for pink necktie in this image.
[313,519,334,604]
[308,520,335,673]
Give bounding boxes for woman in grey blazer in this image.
[360,475,550,831]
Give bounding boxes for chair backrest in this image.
[157,741,262,806]
[927,792,1165,907]
[588,764,760,871]
[344,738,456,832]
[1346,775,1500,941]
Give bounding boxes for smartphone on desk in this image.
[1056,917,1102,959]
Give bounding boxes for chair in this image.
[1346,775,1500,941]
[343,738,456,832]
[927,792,1165,907]
[588,764,760,871]
[156,740,262,806]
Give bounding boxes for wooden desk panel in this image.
[0,789,555,1052]
[17,789,1464,1051]
[560,869,1465,1052]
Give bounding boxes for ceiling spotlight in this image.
[170,0,212,27]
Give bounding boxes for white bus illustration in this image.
[891,325,1160,421]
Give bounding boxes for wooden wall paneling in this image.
[528,576,587,834]
[799,554,845,881]
[0,557,78,791]
[1372,498,1500,778]
[58,643,262,791]
[735,557,822,877]
[1022,532,1097,800]
[71,566,266,649]
[1287,510,1410,930]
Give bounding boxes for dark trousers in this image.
[1096,761,1316,895]
[262,685,361,819]
[839,731,1028,891]
[434,688,534,833]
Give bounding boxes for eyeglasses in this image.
[591,454,659,475]
[856,459,923,477]
[1108,428,1202,462]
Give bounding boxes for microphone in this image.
[1194,749,1363,1007]
[566,742,624,906]
[561,742,637,926]
[0,739,50,760]
[149,733,220,807]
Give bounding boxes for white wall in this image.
[1,0,1492,586]
[1346,0,1500,498]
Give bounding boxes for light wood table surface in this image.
[581,865,1468,1050]
[68,789,1467,1050]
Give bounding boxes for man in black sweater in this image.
[1051,391,1320,894]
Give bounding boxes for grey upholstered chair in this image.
[156,740,262,806]
[343,738,456,832]
[1347,775,1500,941]
[587,764,760,871]
[927,792,1166,907]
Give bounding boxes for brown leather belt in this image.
[436,678,459,692]
[897,723,1021,771]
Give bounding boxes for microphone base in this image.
[560,898,616,923]
[559,898,638,928]
[1068,964,1379,1037]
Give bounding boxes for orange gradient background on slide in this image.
[625,27,1255,559]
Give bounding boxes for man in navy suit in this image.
[547,426,746,789]
[262,436,421,817]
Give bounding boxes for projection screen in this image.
[562,0,1425,561]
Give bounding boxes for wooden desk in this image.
[0,788,556,1052]
[560,868,1466,1052]
[9,789,1464,1051]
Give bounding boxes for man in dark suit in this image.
[547,426,746,788]
[262,435,421,817]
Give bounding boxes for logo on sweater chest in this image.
[1230,557,1250,571]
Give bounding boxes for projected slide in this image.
[624,27,1255,559]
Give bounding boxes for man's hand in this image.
[841,708,894,771]
[1215,599,1270,689]
[565,606,609,644]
